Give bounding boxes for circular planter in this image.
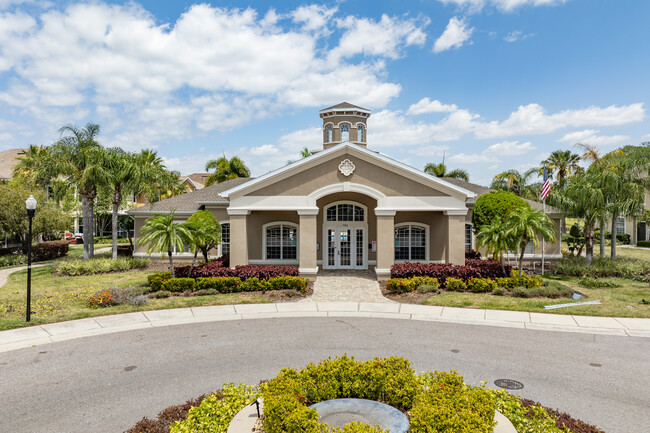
[309,398,409,433]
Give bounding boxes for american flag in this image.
[540,166,551,201]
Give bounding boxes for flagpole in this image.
[542,198,545,275]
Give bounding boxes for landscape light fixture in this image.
[25,194,37,322]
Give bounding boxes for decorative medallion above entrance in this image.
[338,159,355,176]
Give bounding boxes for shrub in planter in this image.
[464,249,481,260]
[410,371,496,433]
[637,240,650,248]
[510,287,531,298]
[495,277,515,289]
[0,254,27,267]
[240,277,268,292]
[467,277,497,293]
[162,278,196,293]
[31,240,69,261]
[417,284,438,293]
[444,277,467,292]
[268,276,309,292]
[148,272,172,291]
[492,287,505,296]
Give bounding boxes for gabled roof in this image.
[319,102,371,115]
[0,148,26,179]
[128,177,251,214]
[222,142,476,199]
[184,172,211,188]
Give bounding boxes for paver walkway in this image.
[301,269,393,303]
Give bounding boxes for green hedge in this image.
[386,276,438,293]
[54,257,150,276]
[149,273,309,294]
[261,355,495,433]
[637,240,650,248]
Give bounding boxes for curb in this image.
[1,302,649,353]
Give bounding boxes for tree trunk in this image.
[202,247,209,264]
[81,194,90,260]
[189,251,198,278]
[585,224,595,266]
[168,250,175,278]
[87,187,97,258]
[600,218,605,258]
[112,188,121,260]
[499,253,507,277]
[611,218,617,261]
[518,242,526,277]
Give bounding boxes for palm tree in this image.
[300,147,312,158]
[138,211,192,277]
[204,155,251,186]
[51,123,107,259]
[490,168,539,201]
[575,143,607,257]
[424,162,469,181]
[553,172,605,265]
[505,207,556,277]
[475,217,515,276]
[12,145,55,188]
[103,148,137,259]
[541,150,582,186]
[185,210,222,275]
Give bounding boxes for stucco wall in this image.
[248,154,449,197]
[246,211,299,260]
[394,210,448,262]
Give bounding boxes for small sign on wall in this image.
[371,241,377,252]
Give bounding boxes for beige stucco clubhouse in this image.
[130,103,562,278]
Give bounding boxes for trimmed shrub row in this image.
[55,257,150,276]
[0,240,69,262]
[391,260,512,286]
[148,273,309,294]
[554,256,650,278]
[175,258,298,280]
[636,240,650,248]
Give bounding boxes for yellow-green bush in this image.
[444,277,467,292]
[161,278,195,293]
[386,277,438,293]
[268,276,309,292]
[410,371,496,433]
[491,389,565,433]
[467,277,498,293]
[169,383,256,433]
[147,271,172,291]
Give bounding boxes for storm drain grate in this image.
[494,379,524,390]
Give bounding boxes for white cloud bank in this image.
[558,129,630,147]
[434,16,473,53]
[436,0,569,13]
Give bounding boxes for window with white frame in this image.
[394,224,427,261]
[221,223,230,255]
[524,240,535,255]
[465,224,472,251]
[325,124,333,142]
[357,125,364,142]
[326,203,365,222]
[265,223,297,260]
[616,217,626,234]
[340,124,350,141]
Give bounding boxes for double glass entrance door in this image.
[325,227,365,269]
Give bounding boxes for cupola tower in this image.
[319,102,371,149]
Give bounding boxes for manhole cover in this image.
[494,379,524,390]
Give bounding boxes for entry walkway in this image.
[302,269,392,303]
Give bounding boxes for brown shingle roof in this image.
[441,177,561,213]
[0,148,26,179]
[184,172,211,188]
[129,177,252,214]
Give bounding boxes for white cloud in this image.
[330,14,428,62]
[407,98,458,114]
[291,4,337,35]
[448,152,500,164]
[434,16,473,53]
[436,0,569,13]
[484,140,536,155]
[277,127,321,152]
[408,145,450,157]
[641,133,650,140]
[558,129,630,147]
[504,30,534,42]
[474,103,645,139]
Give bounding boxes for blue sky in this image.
[0,0,648,186]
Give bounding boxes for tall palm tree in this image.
[553,172,605,265]
[490,168,539,201]
[204,155,251,186]
[138,211,192,277]
[541,150,582,186]
[51,123,107,259]
[103,148,137,259]
[505,207,556,276]
[575,143,606,257]
[424,162,469,182]
[475,217,515,276]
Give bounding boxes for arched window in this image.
[326,203,365,222]
[394,224,427,261]
[357,125,364,142]
[265,223,297,260]
[221,223,230,255]
[325,124,333,143]
[340,124,350,141]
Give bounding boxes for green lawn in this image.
[423,276,650,318]
[0,265,269,331]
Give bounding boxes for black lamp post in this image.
[25,194,37,322]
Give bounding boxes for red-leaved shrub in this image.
[390,259,510,287]
[174,255,298,280]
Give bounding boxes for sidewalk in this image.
[1,302,649,353]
